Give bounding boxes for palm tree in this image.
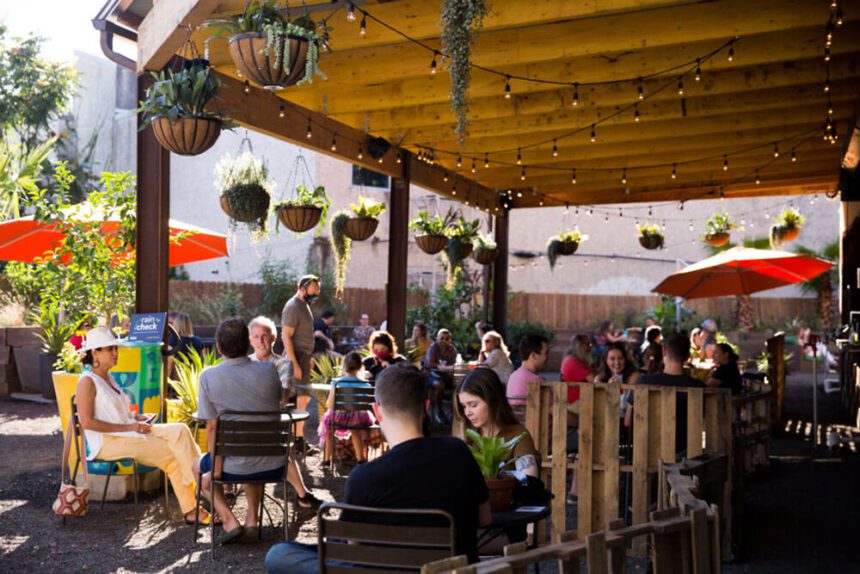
[795,241,839,331]
[0,133,55,220]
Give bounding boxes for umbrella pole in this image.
[811,336,819,449]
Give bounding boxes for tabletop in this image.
[190,409,309,423]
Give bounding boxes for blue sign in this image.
[127,313,166,344]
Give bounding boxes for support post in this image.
[386,152,411,347]
[492,211,509,336]
[135,73,171,314]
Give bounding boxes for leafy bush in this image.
[646,295,698,334]
[169,283,250,325]
[257,257,299,319]
[407,272,482,357]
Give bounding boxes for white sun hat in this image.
[82,327,129,352]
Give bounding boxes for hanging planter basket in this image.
[344,217,379,241]
[229,32,310,90]
[447,236,474,262]
[558,240,579,256]
[772,225,800,243]
[222,182,270,224]
[277,204,322,232]
[219,195,233,217]
[705,232,730,248]
[473,248,499,265]
[152,117,222,156]
[415,234,448,255]
[639,234,664,250]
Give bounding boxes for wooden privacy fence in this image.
[733,381,773,478]
[525,381,732,554]
[765,332,786,425]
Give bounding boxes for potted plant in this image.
[32,308,81,399]
[137,60,231,155]
[770,207,806,248]
[547,230,587,270]
[472,232,498,265]
[410,209,455,255]
[344,196,386,241]
[214,150,274,236]
[465,428,524,512]
[166,348,222,452]
[636,223,664,250]
[329,210,353,299]
[443,215,481,287]
[204,0,328,91]
[275,184,331,233]
[703,211,741,247]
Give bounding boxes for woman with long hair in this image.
[362,330,406,384]
[707,343,743,394]
[595,342,641,386]
[477,330,514,384]
[561,334,595,404]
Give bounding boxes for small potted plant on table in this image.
[466,429,524,512]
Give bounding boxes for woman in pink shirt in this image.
[561,334,595,407]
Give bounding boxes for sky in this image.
[1,0,112,63]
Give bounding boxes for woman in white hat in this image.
[74,327,208,523]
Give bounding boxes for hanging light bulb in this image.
[619,207,624,219]
[671,164,677,179]
[572,83,579,107]
[243,80,251,94]
[346,2,356,22]
[357,146,364,160]
[791,149,797,162]
[456,155,462,168]
[443,173,448,182]
[827,97,835,116]
[484,154,489,168]
[694,59,702,81]
[539,199,544,206]
[755,170,761,185]
[306,119,312,139]
[836,8,844,26]
[571,169,577,184]
[773,143,780,158]
[588,207,593,217]
[621,169,627,184]
[634,104,640,122]
[677,79,684,96]
[278,104,285,119]
[359,15,367,37]
[727,44,734,62]
[552,139,558,157]
[516,149,522,165]
[520,166,526,181]
[824,47,831,62]
[723,155,729,171]
[330,136,337,152]
[471,158,476,173]
[648,206,653,217]
[516,190,523,198]
[452,185,457,196]
[637,77,644,101]
[430,54,437,76]
[396,150,402,164]
[504,76,512,99]
[604,214,609,223]
[590,124,596,142]
[824,78,831,93]
[688,220,694,231]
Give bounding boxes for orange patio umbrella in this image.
[652,246,833,300]
[0,205,228,267]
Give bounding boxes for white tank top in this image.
[81,371,140,460]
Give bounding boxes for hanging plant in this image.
[410,209,456,255]
[441,214,480,287]
[547,230,587,271]
[274,153,331,234]
[213,149,274,237]
[440,0,489,145]
[769,207,806,248]
[344,196,386,241]
[636,223,665,250]
[204,1,329,90]
[472,232,498,265]
[703,211,741,248]
[329,211,352,298]
[137,60,233,155]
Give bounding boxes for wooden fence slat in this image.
[586,532,608,574]
[552,382,569,538]
[631,386,650,556]
[648,390,663,469]
[687,389,704,458]
[690,508,710,574]
[660,389,677,464]
[578,384,595,538]
[704,395,719,454]
[604,388,620,526]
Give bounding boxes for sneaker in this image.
[297,492,323,509]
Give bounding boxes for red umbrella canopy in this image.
[653,246,833,300]
[0,204,228,267]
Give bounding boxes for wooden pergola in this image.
[94,0,860,340]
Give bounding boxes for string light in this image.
[504,76,512,99]
[520,167,526,181]
[243,80,251,94]
[278,104,285,118]
[621,169,627,184]
[571,169,577,184]
[572,83,579,107]
[827,97,834,116]
[396,150,402,164]
[824,78,831,93]
[824,47,831,62]
[633,104,640,122]
[306,119,312,139]
[452,185,457,196]
[619,207,624,219]
[694,59,702,81]
[791,149,797,162]
[590,124,596,143]
[688,220,694,231]
[671,164,677,179]
[755,169,761,185]
[346,2,356,22]
[517,190,523,198]
[727,44,734,61]
[430,54,437,76]
[836,7,844,26]
[773,142,780,158]
[552,139,559,157]
[484,154,489,168]
[471,158,476,173]
[330,136,337,152]
[637,77,644,101]
[360,15,367,37]
[677,79,684,96]
[588,208,594,217]
[723,155,729,171]
[456,155,462,168]
[516,149,522,165]
[357,146,363,160]
[443,173,448,182]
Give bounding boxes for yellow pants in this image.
[97,423,200,514]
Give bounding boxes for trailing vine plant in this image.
[329,211,352,298]
[441,0,489,145]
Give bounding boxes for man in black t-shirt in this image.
[265,365,490,573]
[312,309,336,355]
[625,333,705,457]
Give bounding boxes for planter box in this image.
[13,345,40,394]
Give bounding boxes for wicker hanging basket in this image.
[229,33,309,90]
[344,217,379,241]
[705,232,730,247]
[415,234,448,255]
[219,195,233,217]
[638,234,664,250]
[473,248,499,265]
[277,205,322,232]
[773,225,800,243]
[558,240,579,255]
[151,117,221,156]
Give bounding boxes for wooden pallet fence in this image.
[765,332,786,425]
[733,381,773,477]
[525,380,733,552]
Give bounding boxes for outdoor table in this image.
[191,409,309,429]
[477,505,551,553]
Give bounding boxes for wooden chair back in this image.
[318,502,456,573]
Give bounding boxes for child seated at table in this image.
[318,352,375,467]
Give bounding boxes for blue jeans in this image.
[266,541,319,574]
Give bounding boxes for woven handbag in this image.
[53,416,89,517]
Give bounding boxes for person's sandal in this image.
[215,526,244,546]
[297,492,323,509]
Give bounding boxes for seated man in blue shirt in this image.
[265,364,491,573]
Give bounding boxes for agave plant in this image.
[167,348,222,427]
[310,352,344,385]
[465,428,524,479]
[32,308,82,355]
